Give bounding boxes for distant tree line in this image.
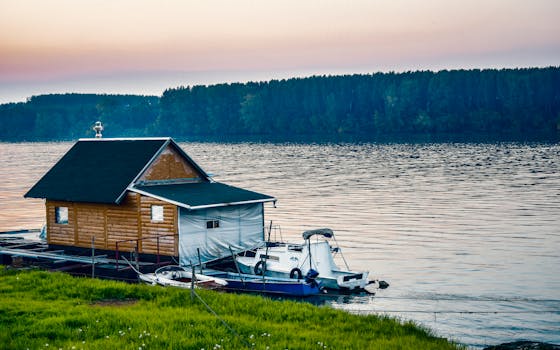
[1,67,559,141]
[0,94,159,141]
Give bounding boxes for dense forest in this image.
[0,94,159,140]
[1,67,559,141]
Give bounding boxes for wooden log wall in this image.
[105,193,141,252]
[46,200,75,246]
[45,193,178,256]
[140,196,178,255]
[138,145,201,182]
[75,203,105,247]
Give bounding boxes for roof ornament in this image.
[93,121,104,138]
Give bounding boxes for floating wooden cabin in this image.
[24,138,275,265]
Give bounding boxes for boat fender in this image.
[368,279,390,289]
[378,280,389,289]
[254,261,266,275]
[289,268,303,280]
[305,269,320,288]
[304,268,319,282]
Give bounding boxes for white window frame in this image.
[55,206,68,224]
[151,205,164,222]
[206,220,220,229]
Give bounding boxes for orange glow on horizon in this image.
[1,0,559,101]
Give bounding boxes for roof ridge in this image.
[78,137,171,141]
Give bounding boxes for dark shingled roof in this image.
[132,182,275,209]
[25,138,169,203]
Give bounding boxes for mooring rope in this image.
[309,293,560,316]
[343,309,560,315]
[192,289,252,348]
[317,293,560,303]
[124,257,250,347]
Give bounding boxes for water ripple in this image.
[1,141,559,348]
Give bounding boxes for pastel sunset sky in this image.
[1,0,559,103]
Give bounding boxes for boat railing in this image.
[266,223,284,243]
[115,233,178,271]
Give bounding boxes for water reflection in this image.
[1,141,559,348]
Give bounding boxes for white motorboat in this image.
[138,265,228,290]
[235,228,375,291]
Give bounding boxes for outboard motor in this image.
[305,269,320,287]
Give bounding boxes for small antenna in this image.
[93,121,103,138]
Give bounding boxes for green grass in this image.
[0,267,462,350]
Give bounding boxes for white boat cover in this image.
[178,203,264,265]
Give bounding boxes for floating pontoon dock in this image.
[0,230,175,280]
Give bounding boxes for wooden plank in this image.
[108,222,137,226]
[46,203,51,243]
[173,207,178,255]
[136,193,142,252]
[106,225,137,229]
[142,225,175,230]
[138,145,200,182]
[107,212,136,217]
[75,202,107,249]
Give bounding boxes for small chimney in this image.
[93,121,104,138]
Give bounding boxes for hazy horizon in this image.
[2,0,559,104]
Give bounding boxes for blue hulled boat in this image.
[202,269,322,297]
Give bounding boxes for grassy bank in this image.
[0,267,461,349]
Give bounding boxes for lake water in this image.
[1,141,559,348]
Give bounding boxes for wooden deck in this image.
[0,230,177,281]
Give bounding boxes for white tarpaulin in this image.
[178,203,264,265]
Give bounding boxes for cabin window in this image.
[151,205,164,222]
[55,207,68,224]
[206,220,220,229]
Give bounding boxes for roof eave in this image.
[189,197,276,210]
[23,140,80,199]
[128,186,276,210]
[128,186,193,210]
